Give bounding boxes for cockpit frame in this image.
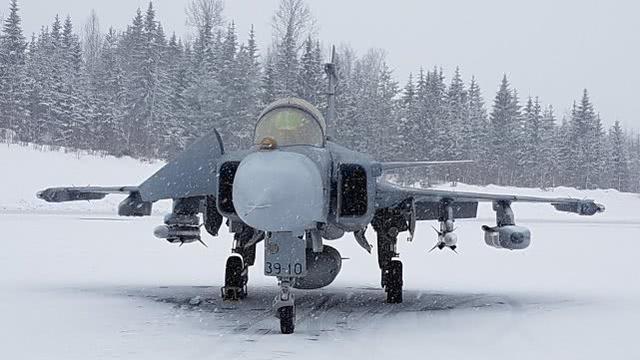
[254,98,327,148]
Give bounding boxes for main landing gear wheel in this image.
[384,260,403,304]
[221,255,247,300]
[277,305,295,334]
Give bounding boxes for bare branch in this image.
[186,0,225,31]
[272,0,317,48]
[82,9,102,68]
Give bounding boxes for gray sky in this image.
[12,0,640,130]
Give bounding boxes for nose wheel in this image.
[277,305,295,334]
[274,278,296,334]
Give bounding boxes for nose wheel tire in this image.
[221,256,247,300]
[278,306,295,334]
[384,260,403,304]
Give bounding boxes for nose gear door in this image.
[264,232,307,277]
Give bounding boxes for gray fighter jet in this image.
[37,50,605,334]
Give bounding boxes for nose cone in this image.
[233,151,325,232]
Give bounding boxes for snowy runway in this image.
[2,212,639,359]
[2,145,639,359]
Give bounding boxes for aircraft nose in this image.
[232,151,325,232]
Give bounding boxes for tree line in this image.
[1,0,638,192]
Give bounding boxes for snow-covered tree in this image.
[2,0,636,193]
[489,75,520,185]
[606,121,629,191]
[0,0,28,135]
[298,36,324,107]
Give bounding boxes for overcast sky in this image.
[10,0,640,130]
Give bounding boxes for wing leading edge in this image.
[36,130,225,216]
[376,180,605,216]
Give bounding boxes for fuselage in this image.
[216,141,380,241]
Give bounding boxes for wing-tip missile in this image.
[552,200,605,216]
[36,188,107,203]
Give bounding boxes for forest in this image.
[1,0,638,192]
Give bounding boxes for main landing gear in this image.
[372,209,409,304]
[221,223,263,301]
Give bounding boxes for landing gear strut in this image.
[274,278,295,334]
[221,223,263,301]
[373,209,409,304]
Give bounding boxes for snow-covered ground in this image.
[1,142,640,359]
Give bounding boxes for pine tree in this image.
[606,121,629,191]
[231,26,262,147]
[627,133,640,193]
[274,28,298,98]
[423,67,447,163]
[119,3,170,157]
[520,96,543,187]
[444,67,466,159]
[540,105,558,188]
[0,0,28,136]
[164,33,189,155]
[489,75,519,185]
[59,15,87,149]
[568,90,605,189]
[298,37,324,106]
[92,28,126,154]
[261,50,277,105]
[271,0,315,98]
[393,73,418,169]
[466,76,490,184]
[375,61,399,161]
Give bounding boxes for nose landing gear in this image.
[274,278,296,334]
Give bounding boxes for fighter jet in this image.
[37,49,605,334]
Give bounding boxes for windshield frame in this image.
[254,100,327,148]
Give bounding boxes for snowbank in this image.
[1,142,637,221]
[0,142,168,214]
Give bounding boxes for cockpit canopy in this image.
[254,98,326,147]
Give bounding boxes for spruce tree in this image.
[606,121,629,191]
[466,76,489,184]
[489,75,518,185]
[540,105,558,188]
[569,90,605,189]
[298,37,324,107]
[0,0,28,136]
[520,96,543,187]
